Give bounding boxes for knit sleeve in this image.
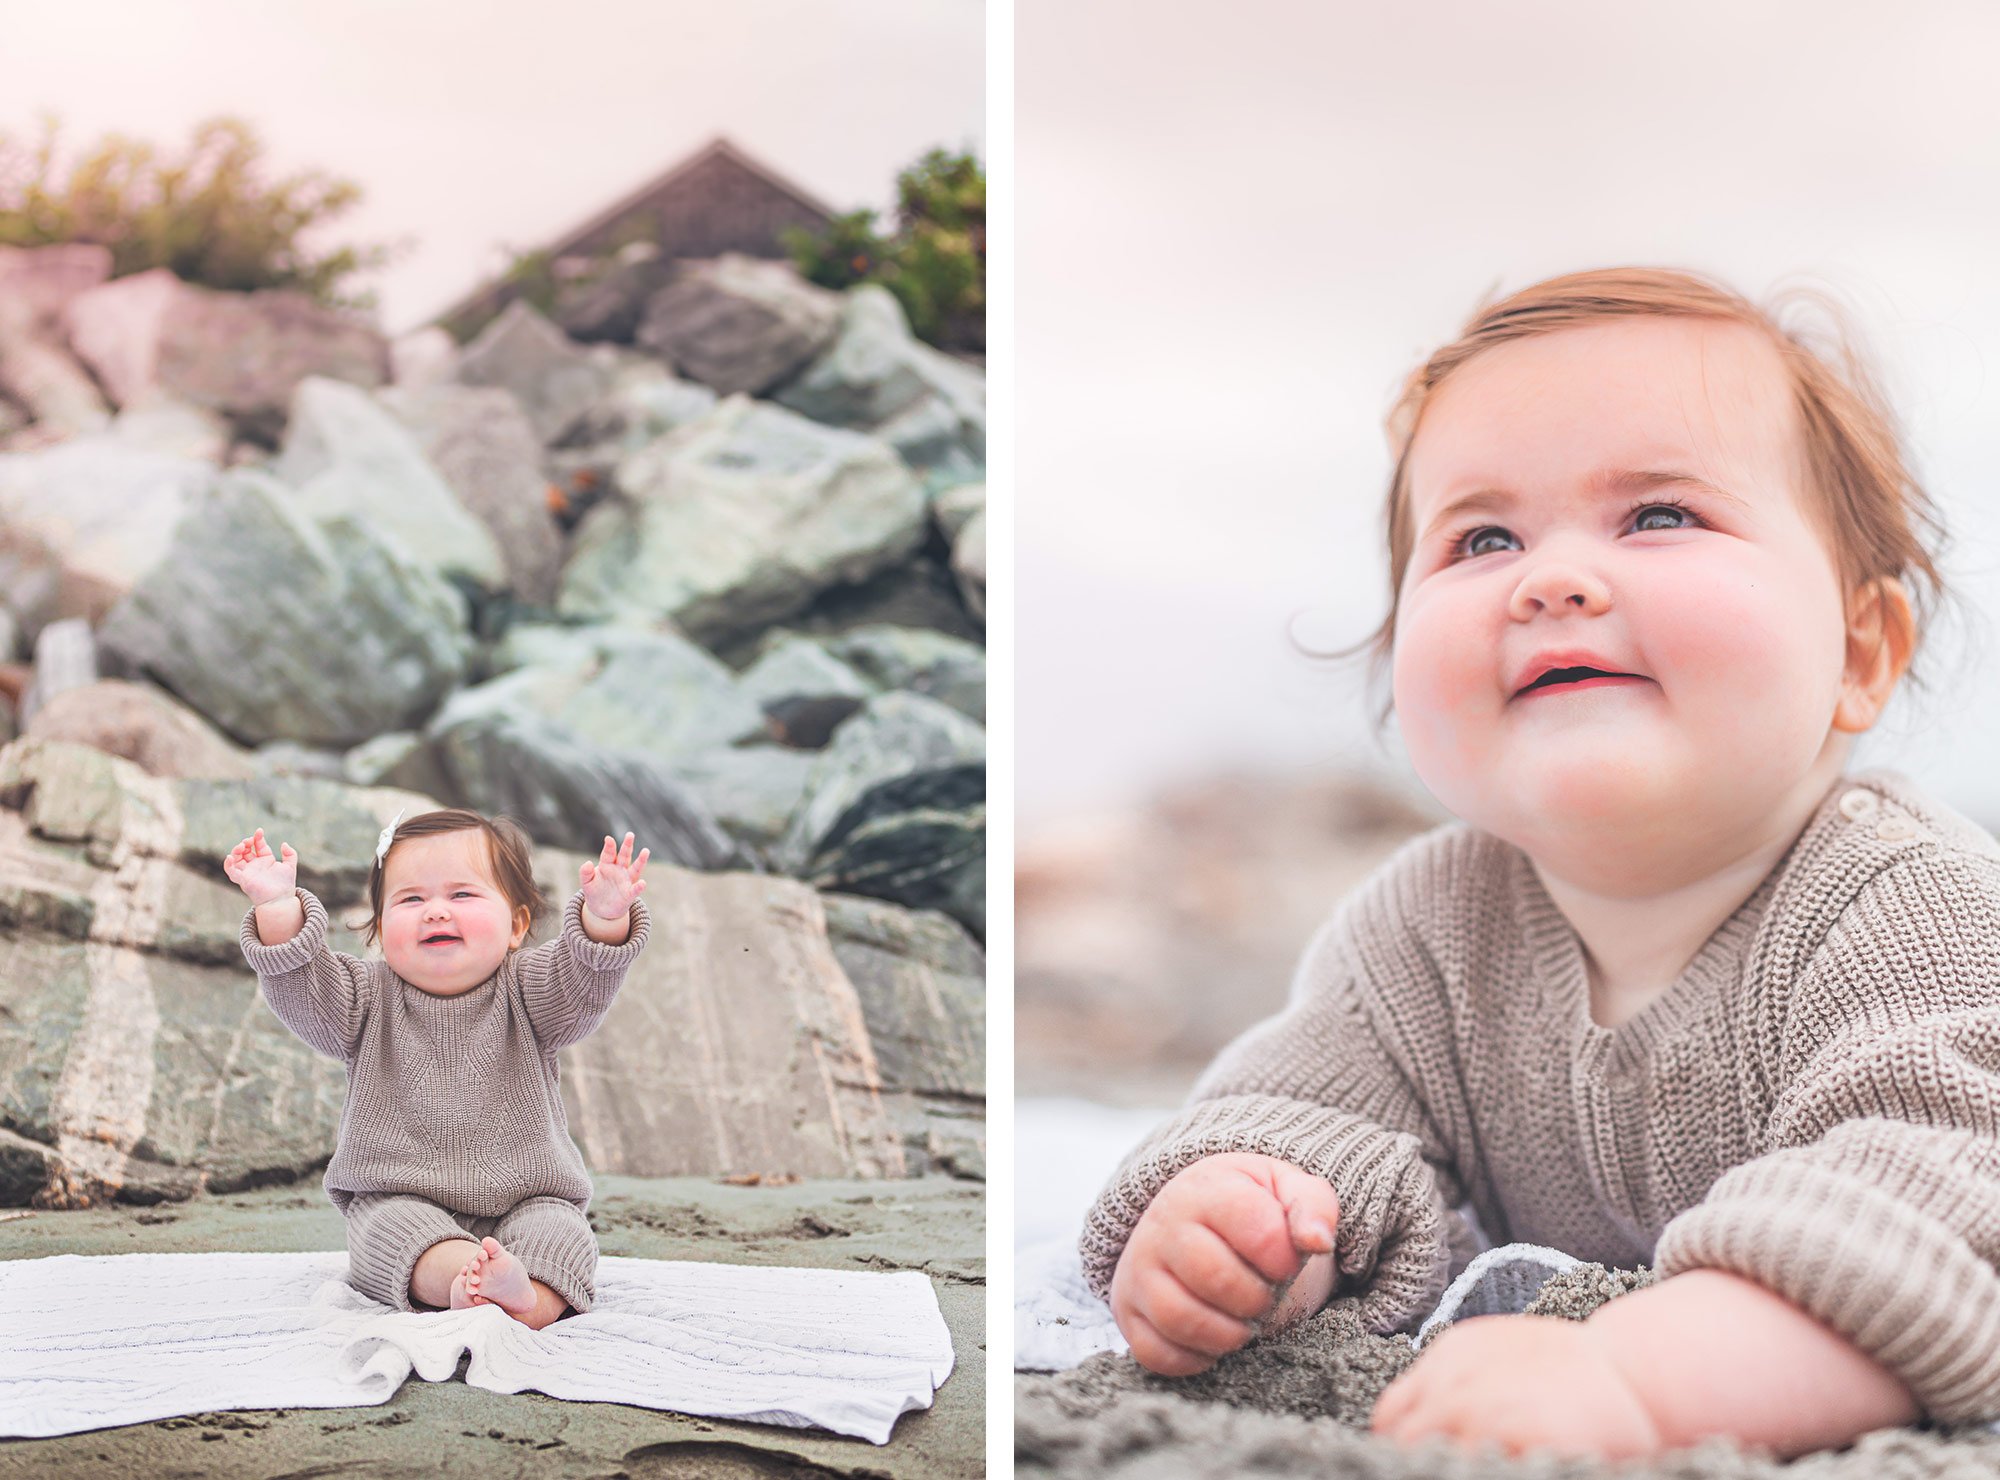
[1653,850,2000,1423]
[514,892,652,1050]
[1079,903,1466,1336]
[237,887,372,1062]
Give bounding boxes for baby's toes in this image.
[449,1268,475,1310]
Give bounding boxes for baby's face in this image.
[1390,316,1858,878]
[378,830,531,996]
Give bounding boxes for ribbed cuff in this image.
[238,888,329,974]
[344,1197,471,1312]
[1656,1153,2000,1422]
[501,1205,599,1314]
[1079,1094,1453,1336]
[563,892,651,975]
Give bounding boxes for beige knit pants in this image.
[340,1192,598,1315]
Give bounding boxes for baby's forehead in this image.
[382,829,499,892]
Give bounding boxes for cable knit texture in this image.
[238,888,650,1305]
[1080,767,2000,1423]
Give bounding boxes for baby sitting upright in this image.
[225,808,651,1329]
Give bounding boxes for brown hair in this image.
[357,808,547,949]
[1319,266,1972,736]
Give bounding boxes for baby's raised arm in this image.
[227,828,371,1061]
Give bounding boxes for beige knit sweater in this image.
[1081,767,2000,1422]
[239,888,651,1219]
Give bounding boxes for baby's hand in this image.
[579,831,649,921]
[223,828,298,905]
[1109,1151,1341,1376]
[1371,1314,1663,1459]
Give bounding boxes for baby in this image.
[226,807,651,1329]
[1085,268,2000,1460]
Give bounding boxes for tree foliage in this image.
[0,113,398,312]
[786,146,984,353]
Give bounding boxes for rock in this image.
[375,382,565,605]
[250,742,348,781]
[807,762,985,935]
[551,241,676,344]
[0,244,114,324]
[453,300,609,444]
[660,743,818,854]
[823,625,986,724]
[932,480,984,542]
[551,357,719,457]
[772,284,986,476]
[636,254,843,396]
[951,506,986,622]
[425,705,737,868]
[0,300,112,438]
[447,624,767,765]
[64,269,390,439]
[105,398,232,462]
[389,326,457,389]
[97,469,473,748]
[18,618,97,727]
[340,731,424,788]
[775,692,986,872]
[273,377,506,592]
[175,771,435,902]
[558,396,928,645]
[0,606,17,661]
[23,679,258,780]
[0,439,218,624]
[544,854,907,1179]
[738,636,873,748]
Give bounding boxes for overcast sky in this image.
[0,0,983,332]
[1018,0,2000,833]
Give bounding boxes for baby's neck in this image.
[1527,770,1840,1029]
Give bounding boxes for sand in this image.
[0,1172,983,1479]
[1016,1264,2000,1479]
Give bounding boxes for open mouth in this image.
[420,933,462,946]
[1519,666,1644,697]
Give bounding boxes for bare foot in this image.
[449,1264,476,1310]
[461,1235,534,1316]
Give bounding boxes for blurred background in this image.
[1015,0,2000,1250]
[0,8,988,1465]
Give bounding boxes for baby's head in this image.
[1344,267,1963,878]
[362,809,547,997]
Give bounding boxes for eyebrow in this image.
[1417,468,1751,545]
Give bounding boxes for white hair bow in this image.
[375,807,406,866]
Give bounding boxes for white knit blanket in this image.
[0,1250,954,1444]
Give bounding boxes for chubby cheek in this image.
[1390,585,1503,798]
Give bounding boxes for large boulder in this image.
[63,269,390,437]
[772,283,986,479]
[558,397,928,645]
[453,300,610,444]
[376,382,566,605]
[97,470,473,748]
[0,439,217,624]
[273,377,506,592]
[823,625,986,724]
[0,244,114,324]
[23,680,256,780]
[636,254,842,397]
[0,300,111,440]
[806,761,985,935]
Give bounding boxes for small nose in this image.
[1508,546,1611,621]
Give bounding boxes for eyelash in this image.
[400,891,475,904]
[1444,495,1707,562]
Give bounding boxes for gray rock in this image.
[558,397,928,645]
[426,705,737,868]
[0,605,18,662]
[773,284,986,476]
[0,439,218,624]
[775,691,986,872]
[64,268,390,436]
[662,743,818,853]
[0,302,111,438]
[274,377,507,592]
[932,480,984,542]
[0,244,114,325]
[389,325,458,389]
[738,636,873,748]
[806,762,985,936]
[822,891,984,1098]
[824,625,986,724]
[951,507,986,623]
[553,358,719,457]
[551,242,676,344]
[375,382,566,605]
[97,469,473,748]
[250,742,349,781]
[454,300,610,444]
[105,398,232,462]
[637,253,843,396]
[18,618,97,727]
[340,731,424,787]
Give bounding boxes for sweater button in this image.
[1876,815,1918,843]
[1839,789,1877,820]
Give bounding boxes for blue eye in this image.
[1444,497,1704,562]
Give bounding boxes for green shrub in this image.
[0,112,400,313]
[786,146,984,352]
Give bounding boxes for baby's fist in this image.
[579,831,649,921]
[224,828,297,906]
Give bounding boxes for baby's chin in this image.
[386,945,507,995]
